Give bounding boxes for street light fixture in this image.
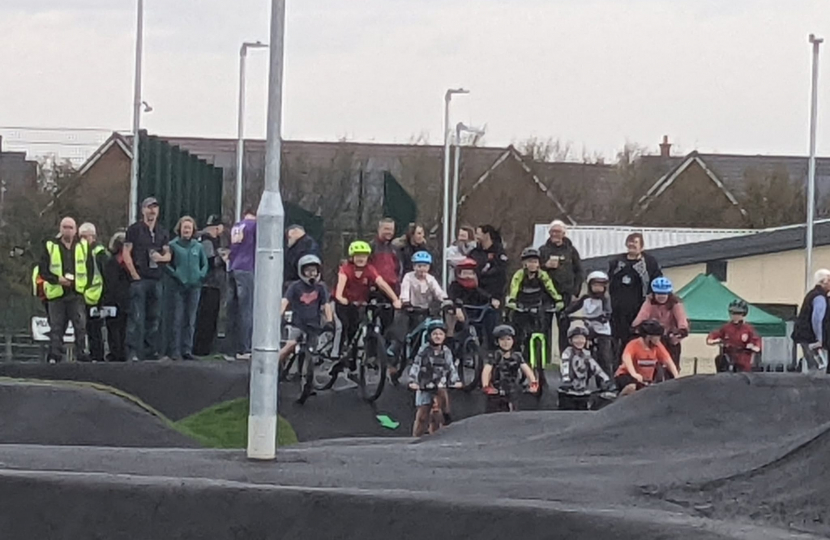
[235,40,269,223]
[442,87,469,288]
[450,122,486,239]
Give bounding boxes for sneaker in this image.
[47,357,58,365]
[236,352,252,361]
[129,355,140,363]
[182,353,195,361]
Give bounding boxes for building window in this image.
[706,260,728,282]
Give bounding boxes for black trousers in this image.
[86,307,105,362]
[193,287,221,356]
[106,312,128,362]
[47,294,86,362]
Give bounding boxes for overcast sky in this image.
[2,0,830,159]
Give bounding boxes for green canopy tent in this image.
[676,273,786,337]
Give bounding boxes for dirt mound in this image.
[0,382,197,448]
[662,424,830,537]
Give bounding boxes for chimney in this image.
[659,135,672,158]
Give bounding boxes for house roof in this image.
[76,132,132,176]
[583,219,830,271]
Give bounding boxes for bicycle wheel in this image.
[358,332,388,402]
[458,337,483,392]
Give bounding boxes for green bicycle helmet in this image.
[348,240,372,257]
[728,299,749,315]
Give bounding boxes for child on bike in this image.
[632,276,689,372]
[506,247,564,346]
[408,320,462,436]
[279,254,334,367]
[481,324,539,412]
[562,270,614,374]
[615,319,679,396]
[389,251,457,379]
[706,300,761,373]
[558,326,613,410]
[335,241,402,369]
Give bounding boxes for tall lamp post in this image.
[247,0,286,461]
[129,0,144,224]
[806,34,823,293]
[450,122,486,240]
[236,41,269,223]
[442,88,469,288]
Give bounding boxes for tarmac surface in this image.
[1,364,829,539]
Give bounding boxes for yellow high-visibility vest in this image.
[83,243,106,305]
[42,240,88,300]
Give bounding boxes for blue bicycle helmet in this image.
[651,276,673,294]
[411,251,433,265]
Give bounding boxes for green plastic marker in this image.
[376,415,399,430]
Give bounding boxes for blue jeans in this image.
[172,283,201,358]
[128,279,162,359]
[229,270,255,354]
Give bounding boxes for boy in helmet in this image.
[706,300,761,372]
[279,254,335,366]
[506,247,564,347]
[615,319,679,396]
[558,326,613,410]
[481,324,539,412]
[408,320,462,436]
[335,241,402,367]
[563,270,614,374]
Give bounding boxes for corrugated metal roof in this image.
[532,224,757,259]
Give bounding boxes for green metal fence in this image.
[136,132,224,232]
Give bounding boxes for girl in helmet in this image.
[481,324,539,412]
[558,326,613,410]
[632,276,689,371]
[335,241,402,367]
[706,300,761,372]
[562,270,614,374]
[279,254,334,367]
[408,320,461,436]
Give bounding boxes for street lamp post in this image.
[450,122,486,240]
[247,0,286,461]
[129,0,144,224]
[806,34,823,293]
[236,41,269,223]
[442,88,469,289]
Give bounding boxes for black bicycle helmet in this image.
[639,319,664,337]
[728,299,749,315]
[521,247,541,261]
[567,326,590,340]
[493,325,516,339]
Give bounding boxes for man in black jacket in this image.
[194,214,226,356]
[470,225,508,347]
[538,220,584,352]
[792,269,830,373]
[285,225,321,288]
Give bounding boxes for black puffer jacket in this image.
[538,237,583,297]
[470,243,508,300]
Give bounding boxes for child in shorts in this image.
[279,254,333,365]
[481,324,539,413]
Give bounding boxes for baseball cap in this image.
[141,197,159,208]
[206,214,223,226]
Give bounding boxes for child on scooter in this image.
[408,320,462,436]
[706,299,761,372]
[558,326,613,410]
[481,325,539,413]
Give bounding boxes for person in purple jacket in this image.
[228,209,257,361]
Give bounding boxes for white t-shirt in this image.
[400,272,447,309]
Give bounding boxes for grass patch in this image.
[174,398,298,448]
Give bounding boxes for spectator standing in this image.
[369,218,403,294]
[284,225,321,287]
[470,225,508,346]
[78,222,108,362]
[122,197,171,362]
[397,223,433,276]
[538,220,584,352]
[608,232,662,348]
[228,209,257,361]
[792,269,830,373]
[103,231,130,362]
[193,214,226,356]
[446,226,477,281]
[39,217,90,363]
[167,216,208,360]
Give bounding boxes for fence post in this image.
[693,357,698,375]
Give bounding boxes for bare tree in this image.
[516,136,574,162]
[741,167,805,228]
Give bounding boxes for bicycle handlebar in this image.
[509,304,559,314]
